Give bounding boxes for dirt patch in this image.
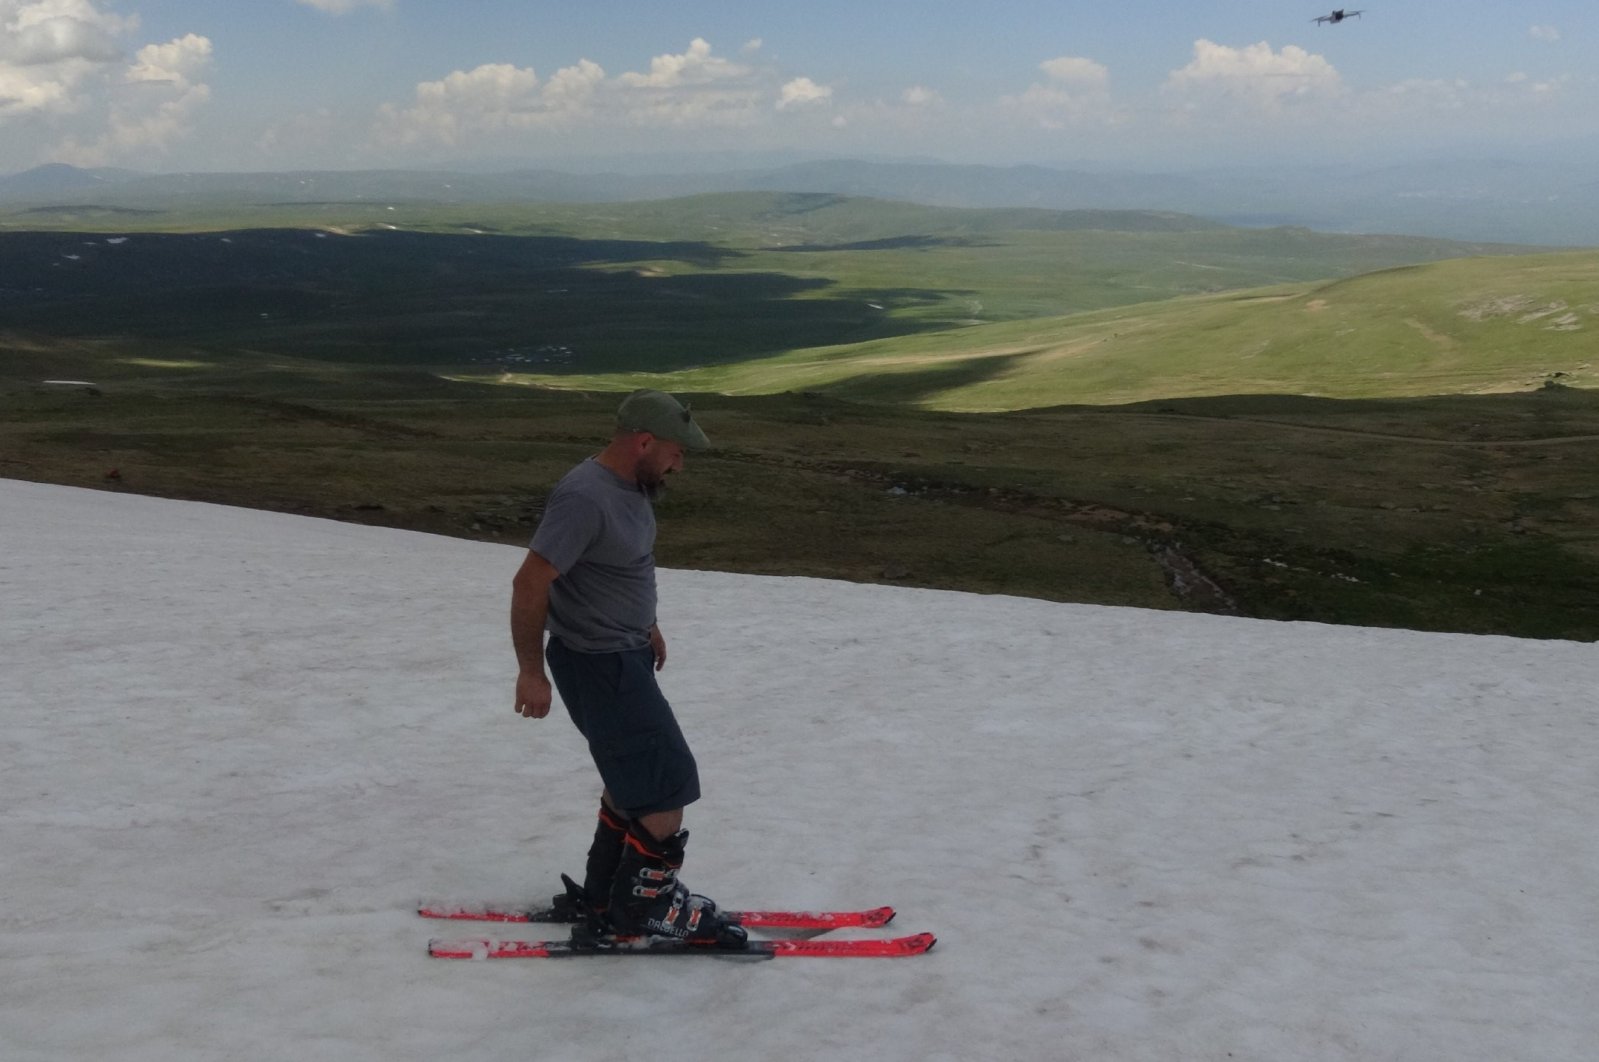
[1459,295,1537,321]
[1457,295,1585,331]
[1404,318,1457,350]
[1516,301,1569,324]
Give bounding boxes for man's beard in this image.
[638,467,669,501]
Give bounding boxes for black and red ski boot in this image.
[549,801,630,921]
[608,825,746,946]
[549,802,718,923]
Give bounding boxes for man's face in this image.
[636,436,685,494]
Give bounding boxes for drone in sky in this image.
[1312,8,1362,24]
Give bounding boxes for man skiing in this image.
[509,389,744,947]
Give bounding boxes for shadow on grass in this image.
[776,235,997,252]
[0,228,972,372]
[813,349,1040,405]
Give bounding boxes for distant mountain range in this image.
[3,158,1597,247]
[0,163,145,198]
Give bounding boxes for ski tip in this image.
[768,931,937,958]
[420,904,488,921]
[863,906,897,928]
[427,938,484,959]
[417,903,450,919]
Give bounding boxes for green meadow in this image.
[3,193,1596,639]
[482,250,1599,409]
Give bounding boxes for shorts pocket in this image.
[593,730,669,814]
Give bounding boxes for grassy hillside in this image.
[4,356,1597,641]
[0,194,1549,377]
[486,251,1599,409]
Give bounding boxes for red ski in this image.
[428,931,936,960]
[418,901,896,931]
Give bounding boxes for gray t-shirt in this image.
[530,458,657,653]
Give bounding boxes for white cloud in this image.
[542,58,605,108]
[0,0,134,122]
[1,3,212,166]
[375,62,540,147]
[372,39,830,154]
[1002,55,1114,129]
[417,62,538,110]
[294,0,393,14]
[1143,39,1573,160]
[741,38,763,54]
[1039,56,1109,90]
[54,32,213,164]
[901,85,941,107]
[777,76,830,110]
[1374,72,1569,116]
[1164,39,1341,112]
[618,38,747,89]
[5,14,122,64]
[2,0,135,40]
[0,66,70,117]
[1529,25,1560,43]
[1177,67,1580,165]
[607,39,765,127]
[127,32,210,85]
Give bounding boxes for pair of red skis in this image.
[421,898,935,960]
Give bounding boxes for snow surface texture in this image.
[3,477,1596,1062]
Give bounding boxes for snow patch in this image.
[2,478,1596,1062]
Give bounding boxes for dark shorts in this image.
[546,637,701,817]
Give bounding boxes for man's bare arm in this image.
[511,550,560,718]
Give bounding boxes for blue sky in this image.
[2,0,1595,173]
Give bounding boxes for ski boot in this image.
[608,824,746,947]
[548,801,718,923]
[548,802,630,922]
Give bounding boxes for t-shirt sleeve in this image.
[530,487,602,574]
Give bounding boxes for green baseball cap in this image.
[616,389,711,450]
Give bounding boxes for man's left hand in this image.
[648,624,667,671]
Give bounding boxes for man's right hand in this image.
[515,668,553,719]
